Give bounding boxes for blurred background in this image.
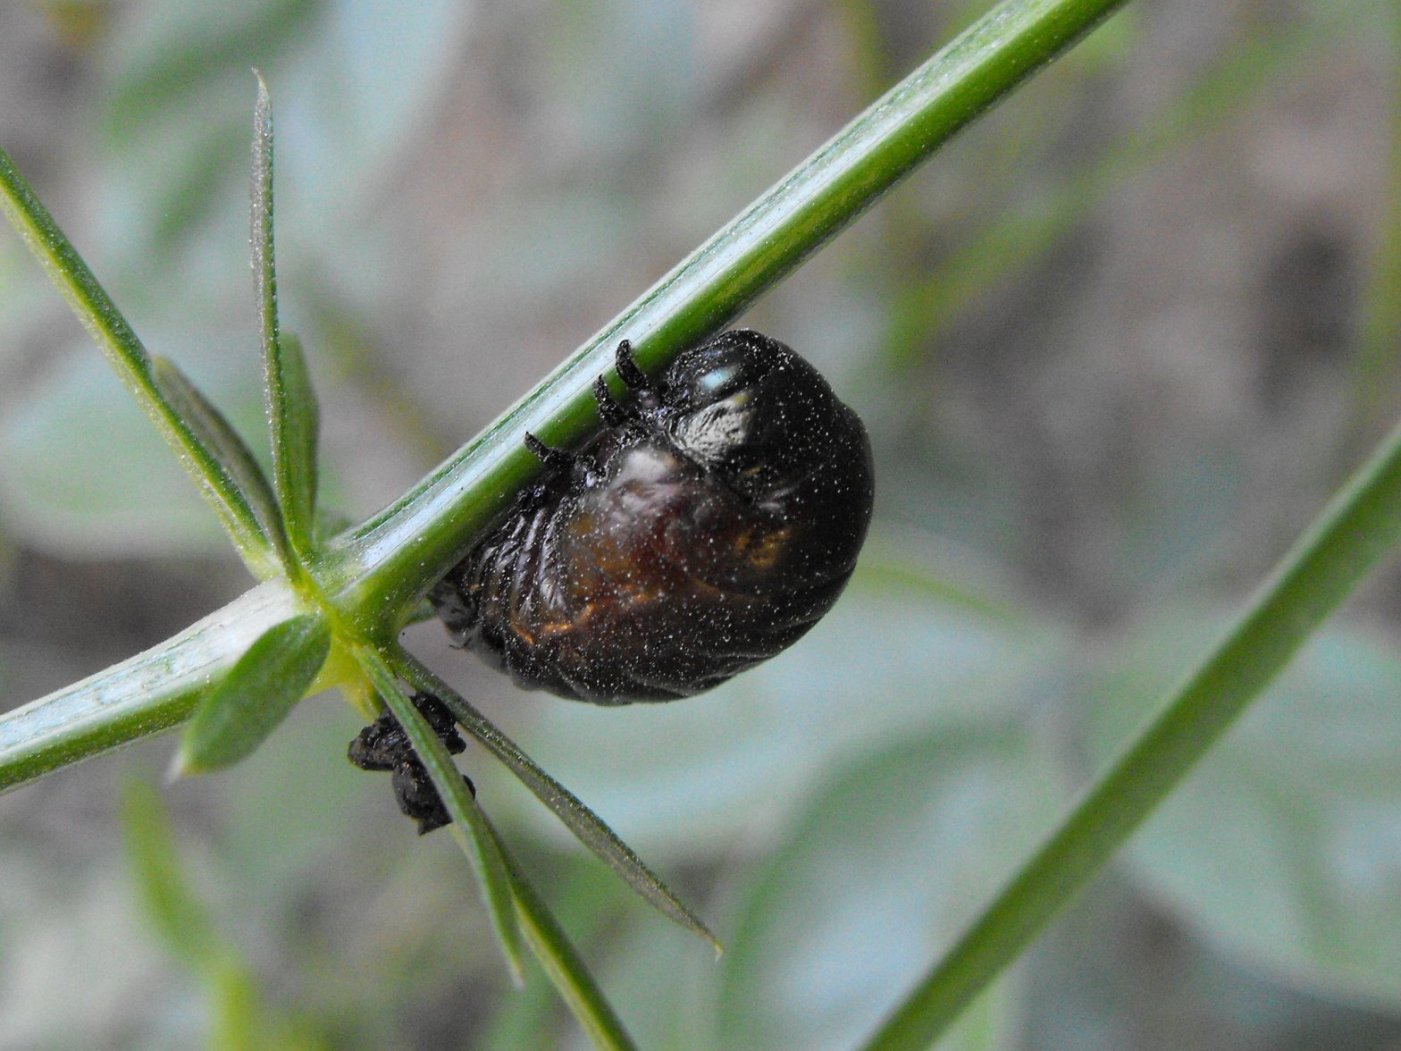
[2,0,1400,1048]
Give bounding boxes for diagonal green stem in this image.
[322,0,1133,634]
[860,415,1401,1050]
[0,0,1130,799]
[0,582,303,791]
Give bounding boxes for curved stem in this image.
[321,0,1132,634]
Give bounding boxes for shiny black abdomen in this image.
[429,330,874,704]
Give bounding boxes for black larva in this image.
[354,330,874,830]
[431,329,875,702]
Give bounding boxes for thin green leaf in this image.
[123,778,328,1051]
[355,644,526,984]
[252,75,320,555]
[860,411,1401,1050]
[151,355,291,565]
[273,331,320,546]
[207,965,272,1051]
[0,146,282,579]
[394,650,720,952]
[176,613,330,775]
[122,777,227,970]
[491,823,638,1051]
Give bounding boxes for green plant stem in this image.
[0,0,1132,795]
[860,415,1401,1051]
[323,0,1132,634]
[0,582,302,791]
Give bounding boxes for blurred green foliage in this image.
[123,778,329,1050]
[2,0,1400,1048]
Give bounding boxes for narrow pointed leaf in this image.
[356,645,526,983]
[151,355,291,567]
[272,331,320,547]
[0,147,282,579]
[489,820,638,1051]
[122,778,227,970]
[396,651,719,952]
[252,75,320,555]
[177,613,330,774]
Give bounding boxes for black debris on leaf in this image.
[348,692,475,835]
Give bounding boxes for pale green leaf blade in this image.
[721,728,1056,1051]
[396,652,720,952]
[272,331,320,549]
[177,613,330,774]
[251,75,320,555]
[356,645,526,983]
[151,355,290,566]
